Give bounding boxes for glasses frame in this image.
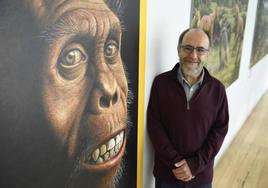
[179,45,210,55]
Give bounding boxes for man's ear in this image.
[177,45,182,55]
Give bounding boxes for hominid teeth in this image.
[96,157,103,164]
[88,131,125,164]
[120,131,124,141]
[119,140,123,148]
[107,138,115,151]
[104,152,110,161]
[110,148,115,158]
[115,134,120,144]
[100,144,106,156]
[92,148,100,161]
[115,144,119,153]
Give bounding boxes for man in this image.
[147,28,229,188]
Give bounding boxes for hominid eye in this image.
[58,47,88,80]
[105,41,118,58]
[60,49,85,68]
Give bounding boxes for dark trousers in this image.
[155,181,212,188]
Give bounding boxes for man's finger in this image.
[172,170,186,176]
[174,160,186,167]
[180,175,194,182]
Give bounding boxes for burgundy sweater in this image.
[147,63,229,185]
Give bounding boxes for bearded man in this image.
[147,28,229,188]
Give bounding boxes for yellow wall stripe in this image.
[137,0,147,188]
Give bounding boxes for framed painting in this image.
[250,0,268,67]
[190,0,249,87]
[0,0,141,188]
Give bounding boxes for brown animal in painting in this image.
[199,6,223,46]
[199,13,214,43]
[232,3,244,66]
[233,4,244,39]
[0,0,131,188]
[219,25,229,70]
[191,8,201,28]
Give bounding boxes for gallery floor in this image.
[213,90,268,188]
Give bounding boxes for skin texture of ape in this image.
[0,0,130,187]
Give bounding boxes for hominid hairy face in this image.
[28,0,128,187]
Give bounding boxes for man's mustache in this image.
[182,57,200,64]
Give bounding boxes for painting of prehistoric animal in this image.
[191,0,249,87]
[250,0,268,67]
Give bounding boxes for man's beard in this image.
[180,57,204,77]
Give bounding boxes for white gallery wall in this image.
[143,0,268,188]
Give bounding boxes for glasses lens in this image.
[182,46,194,53]
[196,47,207,54]
[181,45,208,55]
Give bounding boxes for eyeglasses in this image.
[180,45,209,55]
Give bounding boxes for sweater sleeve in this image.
[147,78,183,169]
[186,86,229,176]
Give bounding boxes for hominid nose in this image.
[99,89,119,108]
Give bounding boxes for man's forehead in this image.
[182,29,210,45]
[184,29,207,39]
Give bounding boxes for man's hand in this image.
[172,159,195,182]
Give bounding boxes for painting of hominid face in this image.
[0,0,139,188]
[191,0,248,87]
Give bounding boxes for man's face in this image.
[34,0,128,187]
[178,30,210,77]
